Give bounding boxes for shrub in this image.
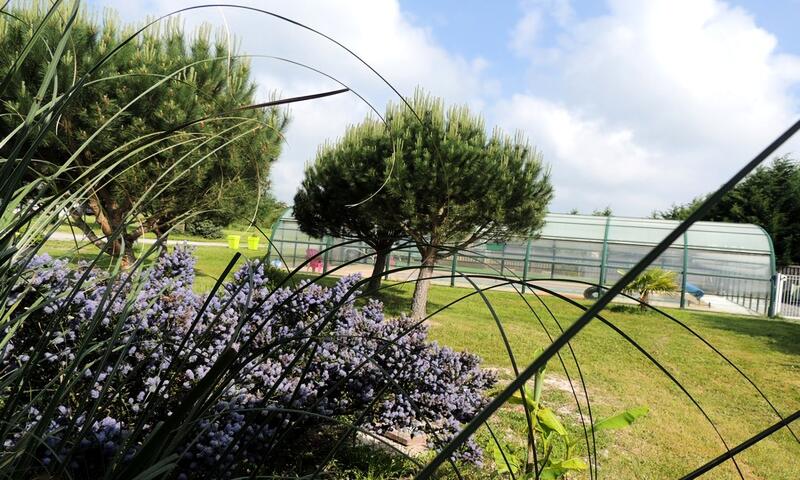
[621,267,678,310]
[261,262,291,290]
[0,246,495,477]
[185,220,225,239]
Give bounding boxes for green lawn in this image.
[37,240,800,479]
[53,216,270,244]
[377,282,800,479]
[40,240,257,291]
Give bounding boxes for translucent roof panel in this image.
[685,222,771,253]
[537,214,609,243]
[539,214,772,255]
[607,217,679,246]
[274,210,773,268]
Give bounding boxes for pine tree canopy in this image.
[0,1,288,262]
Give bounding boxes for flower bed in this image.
[1,246,496,477]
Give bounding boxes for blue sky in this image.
[403,0,800,95]
[91,0,800,215]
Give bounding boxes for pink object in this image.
[306,248,323,272]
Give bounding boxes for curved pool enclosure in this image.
[267,211,776,316]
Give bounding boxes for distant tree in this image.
[0,4,287,265]
[569,208,579,215]
[652,157,800,266]
[592,206,613,217]
[294,120,405,293]
[386,91,553,319]
[651,196,705,221]
[295,90,553,317]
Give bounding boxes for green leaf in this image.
[524,388,539,411]
[594,405,649,431]
[537,407,567,436]
[507,391,525,406]
[539,458,588,480]
[539,466,564,480]
[490,441,520,475]
[557,457,589,470]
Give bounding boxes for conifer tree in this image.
[0,2,287,264]
[294,120,404,292]
[389,92,553,318]
[295,90,553,317]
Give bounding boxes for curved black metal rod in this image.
[521,287,599,479]
[435,250,597,479]
[377,267,796,474]
[372,270,747,477]
[416,117,800,478]
[533,277,800,445]
[460,274,540,479]
[512,283,744,478]
[679,409,800,480]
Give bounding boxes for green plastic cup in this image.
[227,235,241,249]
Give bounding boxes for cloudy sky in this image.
[91,0,800,216]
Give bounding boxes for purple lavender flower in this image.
[2,246,496,477]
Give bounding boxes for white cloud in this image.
[88,0,800,215]
[97,0,494,202]
[505,0,800,214]
[510,10,543,57]
[494,95,685,212]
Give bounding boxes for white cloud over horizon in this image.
[94,0,800,216]
[97,0,497,202]
[501,0,800,213]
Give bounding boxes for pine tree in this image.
[388,92,553,318]
[295,90,553,317]
[294,119,404,292]
[0,2,287,264]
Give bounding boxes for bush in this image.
[185,220,224,239]
[261,262,291,290]
[621,267,678,310]
[0,246,495,477]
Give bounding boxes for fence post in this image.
[598,216,612,286]
[322,236,332,274]
[680,233,688,309]
[760,225,778,317]
[522,239,532,294]
[450,252,458,287]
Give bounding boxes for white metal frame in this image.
[775,273,800,319]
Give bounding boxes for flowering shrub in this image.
[0,246,496,477]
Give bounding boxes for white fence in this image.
[775,273,800,319]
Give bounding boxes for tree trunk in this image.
[366,250,389,294]
[411,251,436,320]
[120,239,136,267]
[88,195,137,268]
[153,224,170,255]
[639,292,649,311]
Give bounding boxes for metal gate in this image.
[775,273,800,319]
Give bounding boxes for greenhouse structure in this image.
[267,211,777,316]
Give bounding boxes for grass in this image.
[53,216,270,244]
[39,240,253,292]
[38,240,800,479]
[375,283,800,479]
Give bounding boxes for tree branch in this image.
[68,211,109,251]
